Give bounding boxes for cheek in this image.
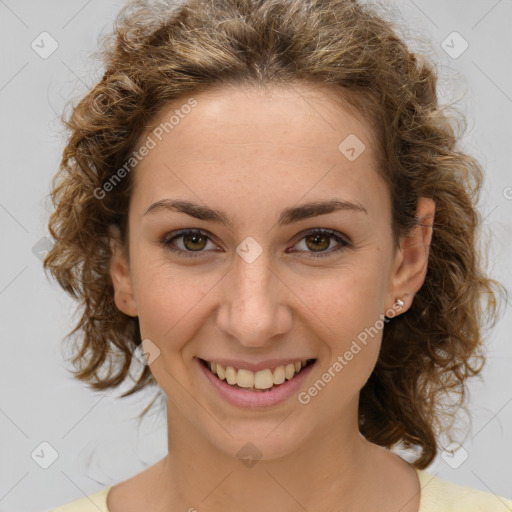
[298,260,385,327]
[295,257,388,367]
[296,275,385,413]
[131,255,213,344]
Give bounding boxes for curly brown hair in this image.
[43,0,507,469]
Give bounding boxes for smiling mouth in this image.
[199,358,316,392]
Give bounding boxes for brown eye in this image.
[182,232,208,251]
[304,233,331,252]
[291,229,350,258]
[161,229,218,257]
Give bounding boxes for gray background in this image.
[0,0,511,510]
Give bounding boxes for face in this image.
[109,83,434,460]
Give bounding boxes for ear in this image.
[108,224,138,317]
[386,197,435,314]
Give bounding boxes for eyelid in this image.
[160,228,220,258]
[290,227,351,245]
[287,228,351,258]
[160,227,351,258]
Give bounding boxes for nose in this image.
[215,254,293,348]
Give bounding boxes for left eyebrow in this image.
[142,198,368,226]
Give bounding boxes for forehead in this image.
[130,83,388,222]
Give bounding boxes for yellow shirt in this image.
[48,469,512,511]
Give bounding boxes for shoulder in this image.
[47,487,112,512]
[417,469,512,512]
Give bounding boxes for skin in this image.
[107,82,435,512]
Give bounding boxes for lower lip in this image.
[197,358,316,408]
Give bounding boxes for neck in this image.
[150,396,381,512]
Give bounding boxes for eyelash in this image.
[159,228,351,259]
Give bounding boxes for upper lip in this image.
[198,357,316,372]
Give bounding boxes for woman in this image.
[44,0,512,510]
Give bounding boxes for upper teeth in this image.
[207,360,310,389]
